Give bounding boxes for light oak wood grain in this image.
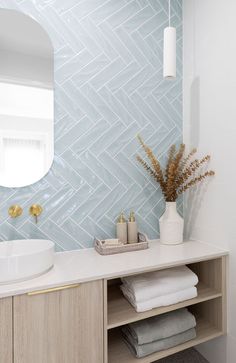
[13,281,103,363]
[0,297,12,363]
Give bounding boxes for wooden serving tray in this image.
[94,232,149,255]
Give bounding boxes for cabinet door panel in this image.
[0,297,12,363]
[14,281,103,363]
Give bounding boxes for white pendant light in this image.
[163,0,176,79]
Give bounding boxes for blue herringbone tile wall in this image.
[0,0,182,250]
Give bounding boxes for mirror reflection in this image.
[0,10,53,187]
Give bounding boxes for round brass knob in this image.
[8,205,23,218]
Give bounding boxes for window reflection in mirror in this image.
[0,9,53,187]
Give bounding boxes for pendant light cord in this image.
[169,0,171,27]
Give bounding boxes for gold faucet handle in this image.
[29,204,43,224]
[8,205,23,218]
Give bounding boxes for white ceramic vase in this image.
[159,202,184,245]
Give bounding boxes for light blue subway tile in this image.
[55,116,93,154]
[145,94,175,129]
[105,122,139,157]
[97,215,116,238]
[89,120,126,156]
[115,26,147,67]
[54,84,84,122]
[107,61,140,93]
[107,1,141,28]
[89,57,126,91]
[149,0,167,14]
[0,222,25,242]
[71,184,110,224]
[55,49,93,85]
[80,83,118,124]
[63,81,102,122]
[62,218,93,248]
[54,114,75,141]
[122,122,155,156]
[43,164,68,190]
[54,45,76,71]
[54,101,66,121]
[52,0,82,15]
[18,221,64,250]
[138,10,166,38]
[71,53,110,88]
[98,86,134,125]
[160,96,182,128]
[90,0,127,25]
[80,216,110,241]
[40,220,82,250]
[131,31,162,69]
[153,127,181,156]
[63,13,101,57]
[171,97,182,119]
[72,0,112,21]
[0,187,15,204]
[122,5,155,33]
[71,119,110,154]
[80,17,119,60]
[41,6,85,53]
[52,155,85,189]
[107,183,142,220]
[135,213,157,238]
[79,150,119,188]
[89,183,126,221]
[51,183,94,225]
[37,184,75,226]
[137,69,162,98]
[151,197,166,218]
[98,22,133,64]
[138,189,163,219]
[145,34,163,60]
[114,89,148,127]
[123,64,153,94]
[99,152,133,188]
[130,92,160,126]
[114,152,149,187]
[61,149,102,189]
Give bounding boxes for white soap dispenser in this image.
[128,211,138,244]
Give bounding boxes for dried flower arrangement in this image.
[136,135,215,202]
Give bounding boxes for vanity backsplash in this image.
[0,0,182,250]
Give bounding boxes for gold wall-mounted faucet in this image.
[8,205,23,218]
[29,204,43,223]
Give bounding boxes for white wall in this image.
[183,1,236,362]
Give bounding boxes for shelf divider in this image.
[108,282,222,330]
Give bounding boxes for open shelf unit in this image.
[104,256,227,363]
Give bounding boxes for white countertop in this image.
[0,240,228,298]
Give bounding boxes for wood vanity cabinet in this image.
[0,297,13,363]
[13,280,104,363]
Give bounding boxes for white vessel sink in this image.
[0,239,55,284]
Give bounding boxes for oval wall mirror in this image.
[0,9,53,187]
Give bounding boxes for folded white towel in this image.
[121,266,198,303]
[121,285,197,312]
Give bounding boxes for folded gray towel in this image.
[127,308,196,344]
[122,326,197,358]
